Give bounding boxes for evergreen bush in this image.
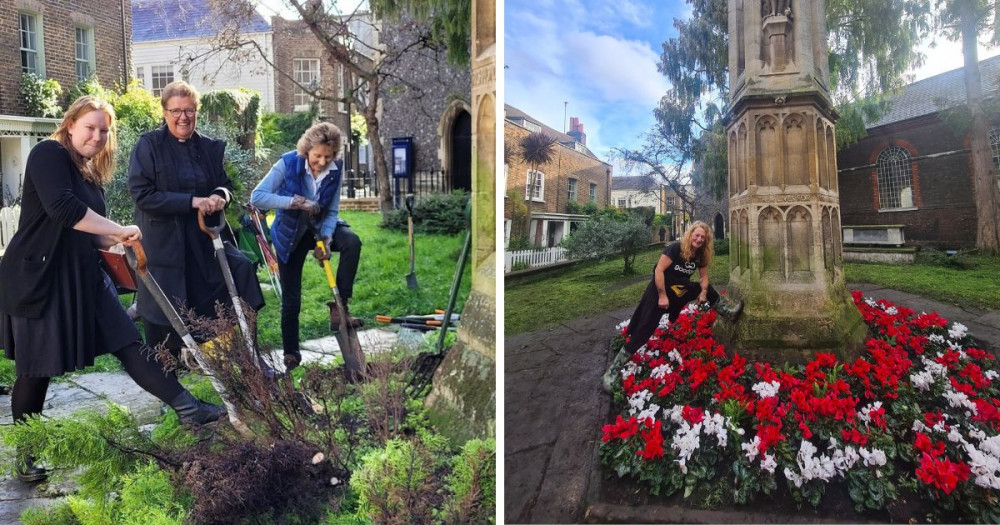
[563,216,650,273]
[20,73,62,118]
[381,190,470,235]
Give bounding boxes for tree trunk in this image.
[363,101,394,213]
[961,2,1000,253]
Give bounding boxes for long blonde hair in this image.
[680,221,713,268]
[49,96,117,185]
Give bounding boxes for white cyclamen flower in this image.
[621,360,641,380]
[742,436,761,462]
[636,403,661,424]
[667,349,683,365]
[928,334,946,345]
[651,363,674,380]
[752,380,781,399]
[948,322,968,340]
[615,318,631,331]
[885,306,898,316]
[858,402,883,425]
[761,453,778,473]
[627,389,653,416]
[859,447,887,467]
[657,313,670,329]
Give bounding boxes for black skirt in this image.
[2,267,139,378]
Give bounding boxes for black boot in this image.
[327,300,364,333]
[16,453,47,483]
[168,391,227,426]
[715,298,744,321]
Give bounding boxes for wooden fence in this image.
[504,247,569,273]
[0,205,21,257]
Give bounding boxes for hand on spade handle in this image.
[313,236,332,266]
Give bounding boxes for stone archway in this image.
[438,100,473,192]
[714,212,725,240]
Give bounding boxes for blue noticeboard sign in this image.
[392,137,413,178]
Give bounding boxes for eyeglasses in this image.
[166,108,197,118]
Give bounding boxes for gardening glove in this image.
[289,195,322,217]
[313,236,333,265]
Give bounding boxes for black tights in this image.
[11,340,185,423]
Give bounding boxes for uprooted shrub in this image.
[3,305,492,523]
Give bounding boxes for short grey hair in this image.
[296,122,343,158]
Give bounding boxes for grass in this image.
[844,252,1000,311]
[505,247,1000,336]
[254,210,471,347]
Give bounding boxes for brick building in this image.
[270,15,357,145]
[503,104,612,248]
[836,55,1000,248]
[1,0,131,203]
[611,175,696,241]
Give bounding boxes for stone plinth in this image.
[722,94,866,360]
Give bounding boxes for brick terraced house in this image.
[0,0,131,203]
[837,55,1000,248]
[503,104,612,248]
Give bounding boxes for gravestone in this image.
[716,0,866,361]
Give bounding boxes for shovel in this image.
[198,210,258,369]
[315,234,366,382]
[405,194,418,290]
[124,241,252,437]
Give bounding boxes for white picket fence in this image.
[504,247,569,273]
[0,205,20,257]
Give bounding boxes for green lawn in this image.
[505,248,1000,336]
[255,210,471,347]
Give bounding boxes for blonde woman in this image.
[250,122,362,370]
[623,221,736,354]
[0,96,225,483]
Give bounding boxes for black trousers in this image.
[278,226,361,355]
[11,340,184,423]
[624,280,720,354]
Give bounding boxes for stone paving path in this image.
[0,327,406,521]
[504,285,1000,523]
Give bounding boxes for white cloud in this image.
[911,37,1000,81]
[562,31,670,106]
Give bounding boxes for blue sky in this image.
[504,0,691,169]
[504,0,1000,173]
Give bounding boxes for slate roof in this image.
[611,175,656,191]
[869,54,1000,129]
[504,104,602,161]
[133,0,270,43]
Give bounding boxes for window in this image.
[574,142,586,153]
[150,66,174,97]
[504,163,509,193]
[525,170,544,201]
[875,146,915,210]
[666,197,676,209]
[589,183,597,203]
[135,66,145,88]
[617,198,627,209]
[524,121,541,133]
[567,178,577,202]
[75,26,94,82]
[293,58,320,111]
[19,13,40,75]
[337,63,347,113]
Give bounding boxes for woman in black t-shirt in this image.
[623,221,723,354]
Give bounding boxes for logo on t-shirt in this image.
[673,261,696,275]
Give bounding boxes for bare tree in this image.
[203,0,449,212]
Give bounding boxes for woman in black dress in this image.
[127,81,264,356]
[623,221,729,354]
[0,96,225,483]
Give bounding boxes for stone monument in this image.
[717,0,866,361]
[424,0,496,444]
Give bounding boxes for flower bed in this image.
[601,291,1000,522]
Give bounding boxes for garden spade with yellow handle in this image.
[316,237,366,382]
